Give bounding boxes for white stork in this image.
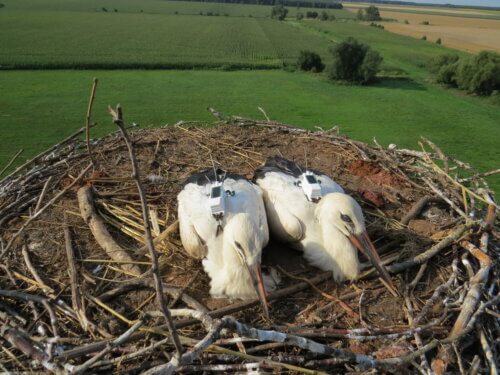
[177,168,270,317]
[254,156,396,294]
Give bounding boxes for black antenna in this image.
[304,147,308,171]
[209,154,218,182]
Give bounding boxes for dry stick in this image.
[400,196,445,226]
[423,178,468,220]
[77,185,142,276]
[69,320,144,374]
[3,325,57,372]
[0,127,89,185]
[0,163,92,260]
[59,272,333,361]
[0,148,23,178]
[108,104,183,358]
[433,203,496,374]
[387,222,474,274]
[64,224,89,332]
[85,78,98,168]
[21,244,54,294]
[277,266,359,319]
[173,271,332,329]
[34,176,53,214]
[459,168,500,182]
[477,327,498,375]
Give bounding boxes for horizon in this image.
[357,0,500,7]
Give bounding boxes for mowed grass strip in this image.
[0,11,335,69]
[1,70,498,191]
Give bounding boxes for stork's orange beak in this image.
[349,231,398,297]
[248,262,270,319]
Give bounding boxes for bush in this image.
[101,7,107,12]
[114,8,118,12]
[271,4,288,20]
[319,10,329,21]
[297,51,325,72]
[427,54,459,85]
[306,11,318,19]
[296,12,304,20]
[436,38,442,44]
[404,19,409,24]
[422,35,427,40]
[0,3,6,8]
[457,52,500,96]
[328,37,382,84]
[427,51,500,96]
[421,20,430,25]
[329,14,336,21]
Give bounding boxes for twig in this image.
[401,196,445,225]
[0,163,92,260]
[21,244,54,294]
[77,185,142,276]
[108,104,183,357]
[387,222,474,274]
[34,176,53,214]
[64,224,88,332]
[85,78,98,168]
[0,127,89,185]
[69,320,143,374]
[277,266,359,319]
[478,326,498,375]
[0,149,23,178]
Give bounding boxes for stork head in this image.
[225,214,269,319]
[318,193,397,296]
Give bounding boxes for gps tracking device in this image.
[210,182,225,218]
[300,171,322,202]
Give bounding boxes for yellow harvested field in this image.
[345,5,500,53]
[343,3,500,17]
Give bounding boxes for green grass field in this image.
[1,70,498,190]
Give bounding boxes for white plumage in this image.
[177,169,270,316]
[255,156,395,292]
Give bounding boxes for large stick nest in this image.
[0,115,498,374]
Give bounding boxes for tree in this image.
[306,10,318,18]
[271,4,288,20]
[356,9,363,20]
[297,51,325,72]
[319,10,329,21]
[365,5,381,21]
[436,38,442,44]
[328,37,382,84]
[296,12,304,20]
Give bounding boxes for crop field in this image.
[343,2,500,19]
[379,11,500,53]
[0,11,337,69]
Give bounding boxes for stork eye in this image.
[340,213,353,224]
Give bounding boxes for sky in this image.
[409,0,500,6]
